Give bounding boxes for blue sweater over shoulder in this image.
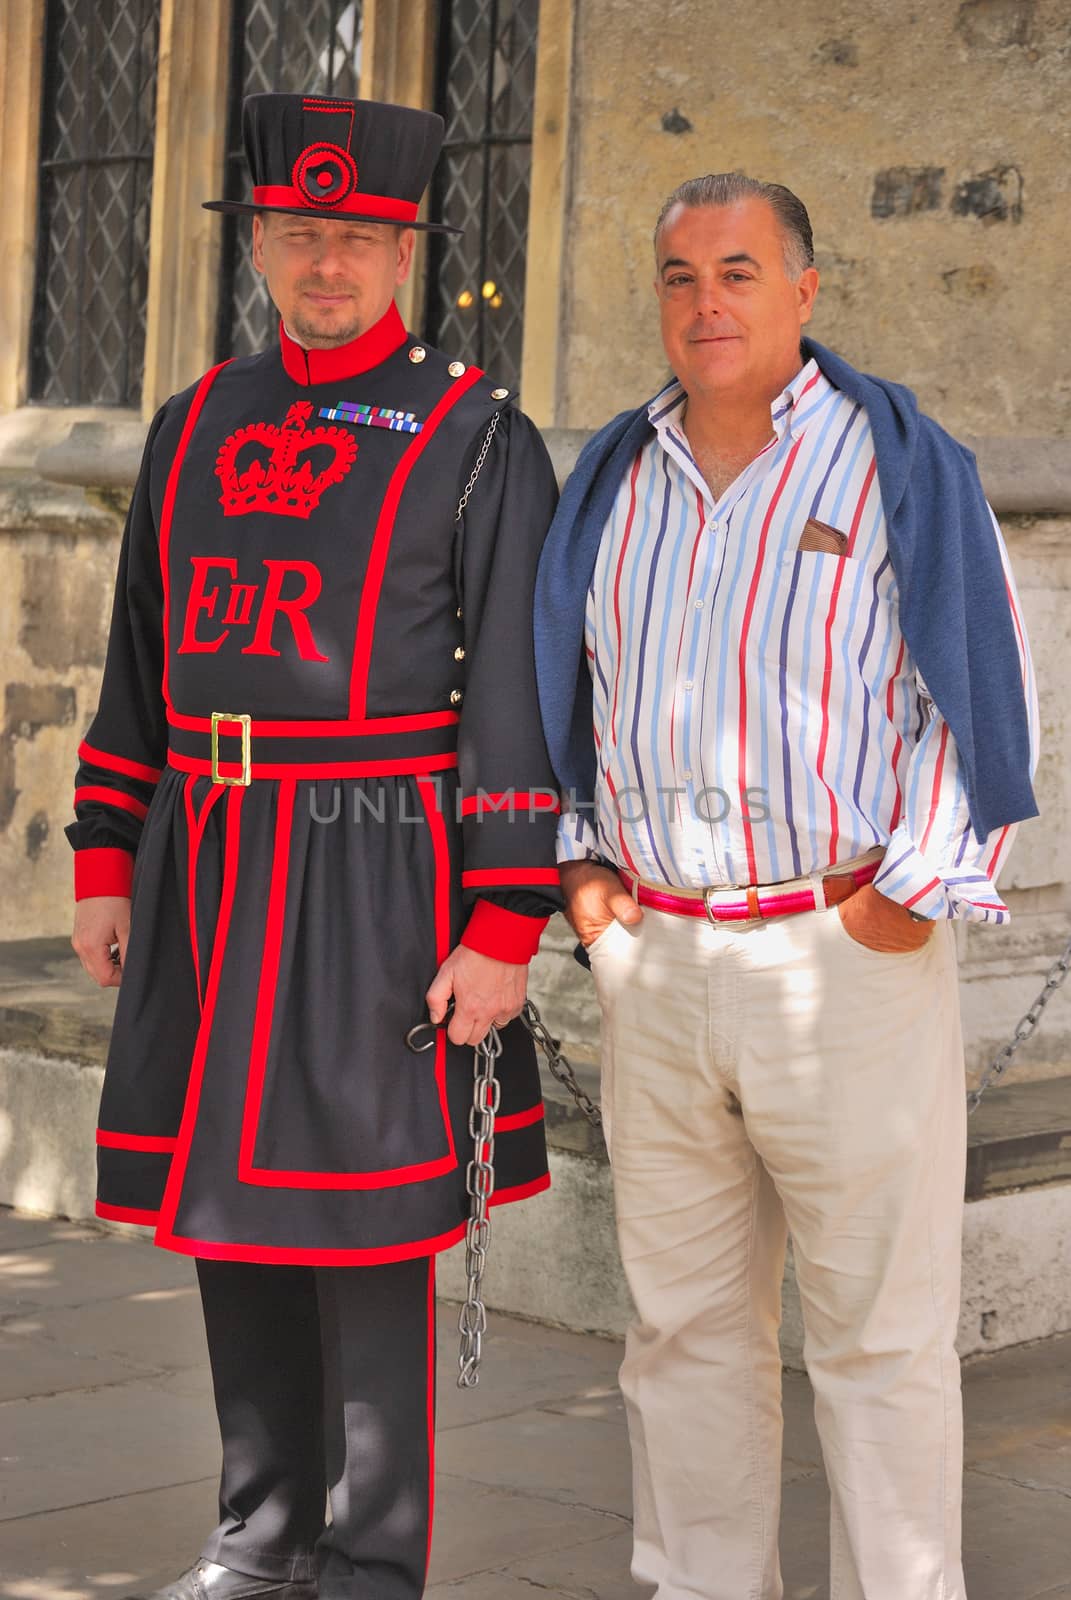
[533,338,1036,845]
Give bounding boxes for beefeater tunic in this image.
[68,304,562,1265]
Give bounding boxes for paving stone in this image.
[0,1477,218,1598]
[0,1327,148,1403]
[437,1406,634,1519]
[506,1525,636,1597]
[0,1235,195,1315]
[963,1469,1071,1600]
[0,1379,219,1520]
[0,1211,99,1250]
[434,1303,623,1432]
[4,1283,208,1376]
[427,1472,625,1586]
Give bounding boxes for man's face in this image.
[252,213,415,347]
[655,198,819,404]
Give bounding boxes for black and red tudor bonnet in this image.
[203,92,460,234]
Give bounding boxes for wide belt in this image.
[618,849,884,924]
[167,709,460,785]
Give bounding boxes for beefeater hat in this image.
[203,93,460,234]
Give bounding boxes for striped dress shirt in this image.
[557,360,1039,922]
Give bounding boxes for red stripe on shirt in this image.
[736,437,805,882]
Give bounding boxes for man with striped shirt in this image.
[534,174,1038,1599]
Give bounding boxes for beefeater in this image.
[69,92,561,1600]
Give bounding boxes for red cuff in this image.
[460,899,549,964]
[74,848,134,901]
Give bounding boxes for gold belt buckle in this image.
[210,712,252,786]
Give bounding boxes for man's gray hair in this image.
[654,173,814,280]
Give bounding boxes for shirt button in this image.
[694,599,704,610]
[683,680,694,691]
[682,770,693,780]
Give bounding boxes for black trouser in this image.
[195,1257,436,1599]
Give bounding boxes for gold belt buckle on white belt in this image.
[210,712,252,786]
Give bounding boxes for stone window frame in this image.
[0,0,573,461]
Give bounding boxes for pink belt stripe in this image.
[618,859,881,923]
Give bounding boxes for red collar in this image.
[279,302,408,385]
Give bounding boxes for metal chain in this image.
[522,1000,602,1127]
[457,1025,502,1387]
[455,410,501,523]
[967,934,1071,1114]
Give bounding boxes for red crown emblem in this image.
[215,401,358,519]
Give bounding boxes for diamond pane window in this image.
[216,0,364,360]
[425,0,539,396]
[30,0,160,406]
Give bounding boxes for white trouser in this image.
[588,899,967,1600]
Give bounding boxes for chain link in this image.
[457,1025,502,1388]
[522,1000,602,1127]
[967,935,1071,1114]
[455,411,501,523]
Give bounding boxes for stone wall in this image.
[0,474,123,941]
[561,0,1071,437]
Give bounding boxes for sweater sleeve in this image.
[66,407,170,899]
[452,403,563,962]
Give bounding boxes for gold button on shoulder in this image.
[454,645,466,662]
[449,688,464,705]
[409,346,426,364]
[448,360,466,377]
[455,606,463,620]
[491,387,509,400]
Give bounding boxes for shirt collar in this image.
[279,301,408,385]
[647,355,829,446]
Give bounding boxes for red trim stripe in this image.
[166,708,458,736]
[156,785,246,1245]
[151,1173,551,1267]
[184,777,226,1008]
[168,751,458,781]
[96,1201,161,1227]
[236,779,458,1192]
[79,741,163,783]
[495,1104,546,1133]
[424,1257,436,1581]
[74,785,149,821]
[349,367,484,718]
[238,779,297,1183]
[96,1130,177,1152]
[461,868,561,888]
[160,363,231,707]
[459,791,560,817]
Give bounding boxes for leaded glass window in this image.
[30,0,160,406]
[215,0,364,360]
[425,0,539,395]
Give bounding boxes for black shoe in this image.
[126,1559,317,1600]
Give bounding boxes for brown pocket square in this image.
[797,518,850,556]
